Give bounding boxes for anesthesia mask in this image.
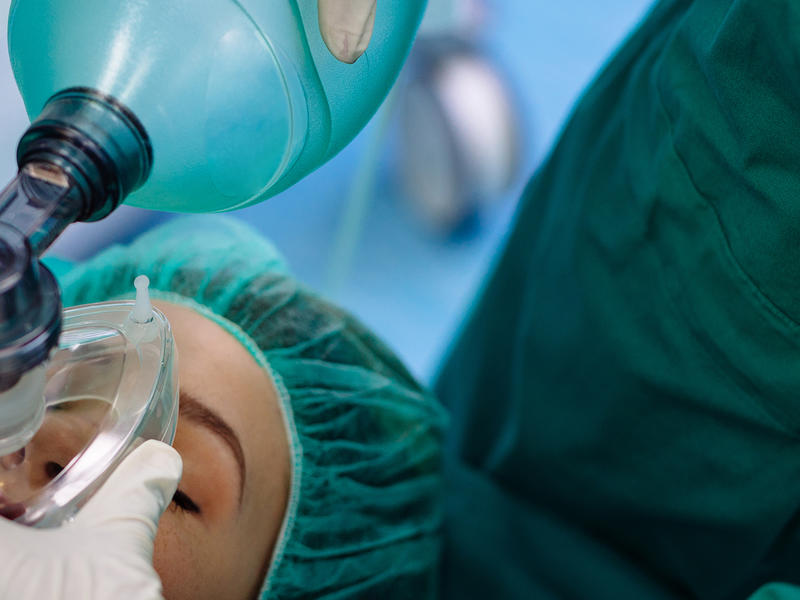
[0,276,178,527]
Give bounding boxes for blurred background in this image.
[0,0,653,383]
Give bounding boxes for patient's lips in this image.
[0,491,25,520]
[0,447,27,517]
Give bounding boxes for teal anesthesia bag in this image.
[7,0,424,212]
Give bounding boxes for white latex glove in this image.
[318,0,377,63]
[0,440,182,600]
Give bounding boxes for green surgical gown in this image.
[435,0,800,598]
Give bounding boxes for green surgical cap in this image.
[59,215,447,599]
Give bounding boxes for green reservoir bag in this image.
[436,0,800,598]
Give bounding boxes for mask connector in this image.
[0,88,152,405]
[131,275,154,324]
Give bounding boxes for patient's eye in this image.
[172,489,201,514]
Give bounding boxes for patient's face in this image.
[152,302,290,600]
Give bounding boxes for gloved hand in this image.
[0,440,182,600]
[318,0,376,63]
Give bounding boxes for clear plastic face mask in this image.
[0,276,178,527]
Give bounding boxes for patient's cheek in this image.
[151,433,240,600]
[153,512,206,600]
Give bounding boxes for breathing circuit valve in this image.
[0,88,152,455]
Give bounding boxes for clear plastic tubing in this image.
[7,0,426,212]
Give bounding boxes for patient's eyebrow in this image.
[179,390,246,503]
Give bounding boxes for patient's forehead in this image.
[153,300,289,500]
[154,301,257,374]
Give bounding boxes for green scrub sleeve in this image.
[751,584,800,600]
[435,0,800,597]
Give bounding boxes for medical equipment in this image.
[398,34,522,232]
[0,275,178,527]
[0,0,424,525]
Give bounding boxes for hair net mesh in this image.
[58,215,447,599]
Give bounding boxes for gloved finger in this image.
[318,0,376,64]
[74,440,182,545]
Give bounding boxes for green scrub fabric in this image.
[752,584,800,600]
[435,0,800,598]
